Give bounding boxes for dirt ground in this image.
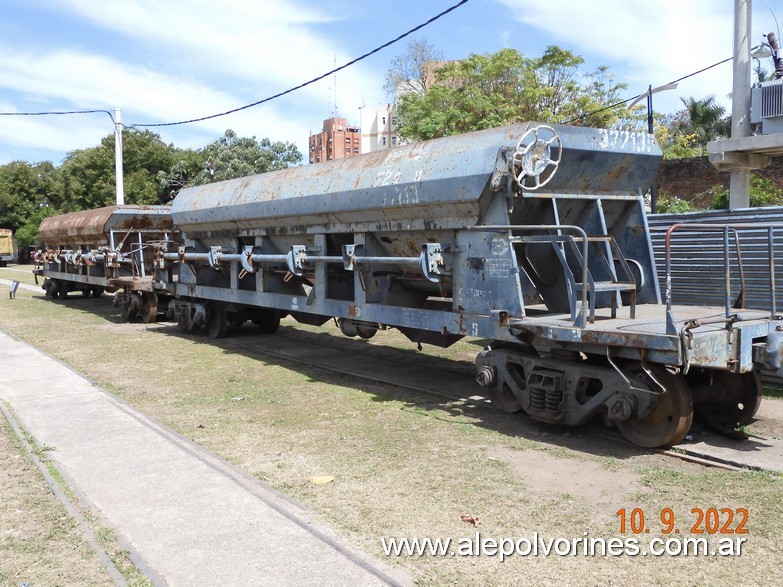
[1,265,782,586]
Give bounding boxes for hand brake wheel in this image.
[511,125,562,191]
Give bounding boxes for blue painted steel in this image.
[171,123,661,237]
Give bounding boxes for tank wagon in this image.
[34,205,176,322]
[155,122,783,448]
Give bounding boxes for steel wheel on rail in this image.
[207,303,228,338]
[141,292,158,324]
[695,371,762,437]
[252,310,280,334]
[616,365,693,448]
[118,290,137,322]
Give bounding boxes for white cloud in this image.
[494,0,754,112]
[0,101,109,162]
[0,0,386,162]
[39,0,382,110]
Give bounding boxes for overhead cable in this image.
[561,56,734,125]
[129,0,471,128]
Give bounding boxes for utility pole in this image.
[729,0,752,209]
[629,83,677,213]
[709,0,779,192]
[114,107,125,206]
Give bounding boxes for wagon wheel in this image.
[616,365,693,448]
[478,341,524,413]
[53,280,67,299]
[207,304,228,339]
[119,291,137,322]
[141,292,158,324]
[252,310,281,334]
[697,371,762,437]
[355,322,379,340]
[228,313,246,329]
[53,280,68,299]
[485,381,524,413]
[91,286,104,298]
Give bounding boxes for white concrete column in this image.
[730,0,752,209]
[114,107,125,206]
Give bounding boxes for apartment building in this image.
[308,117,361,164]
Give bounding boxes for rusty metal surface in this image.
[171,123,661,238]
[38,205,173,248]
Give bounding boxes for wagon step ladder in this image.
[566,235,637,322]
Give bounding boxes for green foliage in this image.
[59,129,176,210]
[193,130,302,185]
[0,161,61,231]
[657,96,729,159]
[0,128,303,236]
[14,207,54,249]
[710,175,783,209]
[158,148,205,194]
[396,46,627,141]
[654,121,700,160]
[656,195,695,214]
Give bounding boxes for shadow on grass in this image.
[43,292,777,462]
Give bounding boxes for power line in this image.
[0,109,116,123]
[560,56,734,125]
[129,0,471,128]
[0,40,735,135]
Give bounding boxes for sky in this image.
[0,0,780,166]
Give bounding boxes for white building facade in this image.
[359,103,401,153]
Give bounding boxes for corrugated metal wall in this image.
[649,207,783,310]
[648,207,783,387]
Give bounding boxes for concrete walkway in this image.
[0,329,410,586]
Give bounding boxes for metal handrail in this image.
[664,223,778,334]
[469,224,589,327]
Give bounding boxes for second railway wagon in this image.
[34,205,176,322]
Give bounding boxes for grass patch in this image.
[0,414,115,586]
[1,282,782,585]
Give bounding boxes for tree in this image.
[681,95,730,145]
[60,129,177,210]
[0,161,61,231]
[657,96,730,158]
[395,46,627,141]
[158,147,206,196]
[192,130,302,185]
[384,37,444,98]
[654,115,700,160]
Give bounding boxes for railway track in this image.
[5,278,783,473]
[176,315,783,474]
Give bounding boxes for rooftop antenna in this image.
[332,54,338,117]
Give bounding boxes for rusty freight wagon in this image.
[152,122,783,448]
[34,205,176,322]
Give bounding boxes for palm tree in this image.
[681,95,729,148]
